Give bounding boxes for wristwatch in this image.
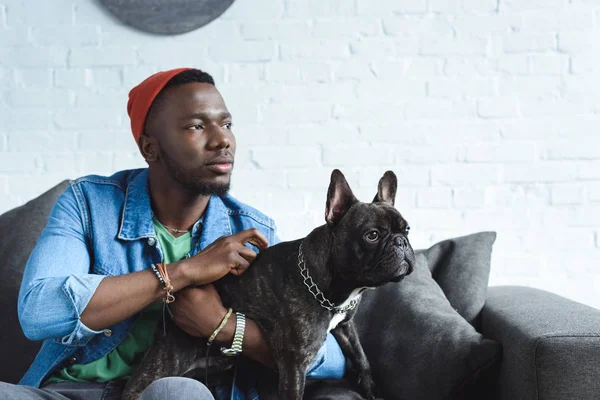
[220,312,246,356]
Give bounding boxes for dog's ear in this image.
[326,169,358,225]
[372,170,397,206]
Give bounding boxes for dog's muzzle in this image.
[392,235,414,279]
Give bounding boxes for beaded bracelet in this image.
[150,263,164,285]
[150,263,175,304]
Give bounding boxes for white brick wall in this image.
[1,0,599,309]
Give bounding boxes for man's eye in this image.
[224,122,233,130]
[365,231,379,242]
[404,226,410,235]
[188,124,203,130]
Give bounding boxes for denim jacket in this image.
[18,168,345,391]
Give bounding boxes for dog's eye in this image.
[365,231,379,242]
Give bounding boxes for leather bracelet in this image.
[207,308,233,346]
[156,262,175,304]
[221,312,245,357]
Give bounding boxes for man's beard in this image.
[161,147,231,197]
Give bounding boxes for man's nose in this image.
[206,126,231,150]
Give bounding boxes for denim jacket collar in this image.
[118,169,154,241]
[117,168,232,250]
[197,194,232,253]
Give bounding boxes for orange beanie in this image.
[127,68,194,143]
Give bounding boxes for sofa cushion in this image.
[354,234,501,400]
[419,232,497,328]
[0,180,70,384]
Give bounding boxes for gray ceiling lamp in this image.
[99,0,236,35]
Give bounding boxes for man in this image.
[0,68,346,399]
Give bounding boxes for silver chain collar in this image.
[297,242,359,314]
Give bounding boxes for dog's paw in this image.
[357,371,379,400]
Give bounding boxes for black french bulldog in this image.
[122,169,415,400]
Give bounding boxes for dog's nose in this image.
[393,235,408,248]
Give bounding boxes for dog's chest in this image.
[327,288,366,332]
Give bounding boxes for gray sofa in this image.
[482,286,600,400]
[1,181,599,400]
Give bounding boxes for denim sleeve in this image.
[18,187,105,345]
[271,226,281,246]
[306,332,346,379]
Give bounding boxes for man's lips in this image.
[206,155,234,174]
[206,163,233,174]
[207,155,233,165]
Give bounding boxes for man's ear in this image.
[372,170,397,206]
[139,134,158,162]
[326,169,358,225]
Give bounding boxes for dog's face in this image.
[325,170,415,287]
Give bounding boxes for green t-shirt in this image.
[47,217,191,384]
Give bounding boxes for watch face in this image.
[99,0,237,35]
[220,347,240,357]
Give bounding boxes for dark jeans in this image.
[0,377,214,400]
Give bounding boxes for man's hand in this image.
[178,228,269,286]
[170,284,227,338]
[171,285,274,367]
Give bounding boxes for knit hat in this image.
[127,68,193,143]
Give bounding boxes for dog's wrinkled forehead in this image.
[342,202,406,231]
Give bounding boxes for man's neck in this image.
[148,169,210,232]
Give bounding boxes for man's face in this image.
[146,82,235,196]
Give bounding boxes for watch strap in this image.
[220,312,245,356]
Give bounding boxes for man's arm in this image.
[168,286,345,373]
[168,227,282,367]
[18,188,193,343]
[167,228,345,373]
[81,228,266,331]
[169,285,273,367]
[19,187,267,345]
[19,188,108,345]
[78,266,190,331]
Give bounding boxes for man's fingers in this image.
[230,254,250,276]
[233,229,269,250]
[238,245,257,262]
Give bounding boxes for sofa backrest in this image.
[0,180,70,384]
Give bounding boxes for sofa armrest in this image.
[481,286,600,400]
